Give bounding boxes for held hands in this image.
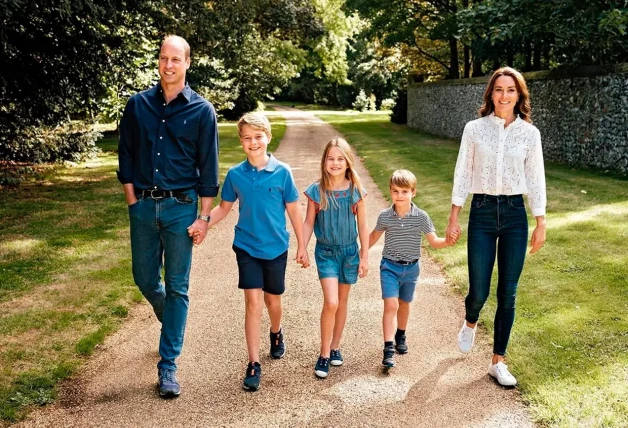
[446,219,461,245]
[187,219,209,246]
[296,246,310,268]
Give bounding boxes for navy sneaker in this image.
[158,368,181,397]
[395,332,408,354]
[270,328,286,359]
[242,362,262,391]
[314,356,330,379]
[330,349,344,366]
[382,346,396,368]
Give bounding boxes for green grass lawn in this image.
[315,111,628,428]
[0,118,285,422]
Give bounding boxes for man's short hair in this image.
[389,169,417,190]
[161,35,191,59]
[237,112,272,138]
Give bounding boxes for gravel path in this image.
[19,107,534,427]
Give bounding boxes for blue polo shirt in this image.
[222,154,299,260]
[117,83,219,197]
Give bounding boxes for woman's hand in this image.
[529,217,546,254]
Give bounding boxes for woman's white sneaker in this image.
[457,322,476,353]
[488,362,517,386]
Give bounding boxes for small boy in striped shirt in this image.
[369,169,458,368]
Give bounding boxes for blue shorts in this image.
[314,242,359,285]
[233,245,287,295]
[380,258,420,302]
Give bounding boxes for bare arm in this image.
[188,196,215,245]
[425,231,453,249]
[369,229,383,248]
[302,199,316,248]
[207,199,234,228]
[286,201,309,267]
[356,200,369,278]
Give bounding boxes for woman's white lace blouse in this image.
[451,113,546,216]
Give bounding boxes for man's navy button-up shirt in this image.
[117,83,219,197]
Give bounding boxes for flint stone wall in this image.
[407,64,628,173]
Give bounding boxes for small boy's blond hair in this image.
[237,112,272,138]
[389,169,417,191]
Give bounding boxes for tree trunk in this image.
[464,45,470,78]
[449,37,460,79]
[524,40,532,71]
[533,41,542,70]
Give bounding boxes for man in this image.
[117,35,219,397]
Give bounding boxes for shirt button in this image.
[157,153,160,155]
[162,120,165,122]
[154,186,158,189]
[156,169,158,172]
[159,136,163,139]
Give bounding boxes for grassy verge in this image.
[315,111,628,428]
[0,118,285,422]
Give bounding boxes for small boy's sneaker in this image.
[394,333,408,354]
[270,328,286,359]
[382,346,396,368]
[457,321,476,354]
[158,368,181,397]
[488,362,517,387]
[314,356,330,378]
[242,362,262,391]
[330,349,344,366]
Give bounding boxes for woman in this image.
[446,67,546,386]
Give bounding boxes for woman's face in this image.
[491,75,519,117]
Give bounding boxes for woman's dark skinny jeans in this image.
[465,194,528,356]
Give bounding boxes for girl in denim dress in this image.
[303,137,369,379]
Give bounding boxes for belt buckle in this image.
[149,189,165,199]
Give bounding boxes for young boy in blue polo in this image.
[369,169,457,368]
[200,112,309,391]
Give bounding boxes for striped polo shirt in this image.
[375,203,435,262]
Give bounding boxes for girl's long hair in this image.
[479,67,532,123]
[318,137,364,211]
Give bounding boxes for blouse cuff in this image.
[532,207,546,217]
[452,196,466,207]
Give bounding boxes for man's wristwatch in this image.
[197,214,210,223]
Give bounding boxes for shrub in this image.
[381,98,395,110]
[0,122,100,164]
[353,89,370,112]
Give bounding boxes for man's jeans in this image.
[128,189,197,370]
[465,194,528,356]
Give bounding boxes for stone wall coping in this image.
[408,63,628,88]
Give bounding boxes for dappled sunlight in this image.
[549,202,628,229]
[323,375,414,406]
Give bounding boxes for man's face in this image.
[158,39,190,87]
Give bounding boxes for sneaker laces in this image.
[160,370,175,383]
[495,362,511,378]
[318,357,329,368]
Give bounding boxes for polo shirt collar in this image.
[244,153,278,172]
[390,202,420,217]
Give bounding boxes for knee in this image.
[497,292,517,311]
[323,299,339,313]
[384,299,399,314]
[246,297,263,315]
[264,295,282,312]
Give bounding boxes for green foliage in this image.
[352,89,371,111]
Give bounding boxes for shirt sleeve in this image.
[304,182,321,204]
[421,211,436,235]
[196,103,220,197]
[451,122,475,207]
[220,170,237,202]
[524,128,547,216]
[283,166,299,203]
[374,212,386,232]
[116,97,136,185]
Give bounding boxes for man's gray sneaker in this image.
[158,368,181,397]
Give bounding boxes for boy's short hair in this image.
[237,112,272,138]
[389,169,417,190]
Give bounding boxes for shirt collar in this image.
[488,112,521,127]
[244,153,278,172]
[152,83,192,102]
[390,202,420,217]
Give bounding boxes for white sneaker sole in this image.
[330,360,343,367]
[315,369,329,378]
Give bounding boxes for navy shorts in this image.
[380,258,420,302]
[233,245,288,295]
